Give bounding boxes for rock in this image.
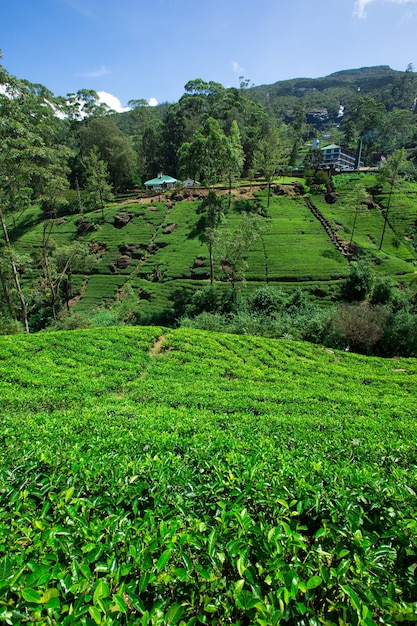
[113,212,134,228]
[76,218,94,235]
[162,223,177,234]
[293,181,306,195]
[116,255,131,269]
[364,196,378,209]
[325,191,339,204]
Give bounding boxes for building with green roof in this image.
[144,174,178,190]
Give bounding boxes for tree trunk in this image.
[0,208,29,332]
[0,266,16,320]
[209,239,214,286]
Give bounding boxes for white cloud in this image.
[354,0,417,18]
[97,91,130,112]
[232,61,244,75]
[77,65,109,78]
[148,97,158,106]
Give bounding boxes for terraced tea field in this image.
[11,176,417,320]
[0,326,416,624]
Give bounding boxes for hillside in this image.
[0,326,416,623]
[11,175,417,328]
[248,65,417,123]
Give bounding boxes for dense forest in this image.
[1,53,417,352]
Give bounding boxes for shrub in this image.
[331,302,389,352]
[341,261,375,302]
[369,276,394,305]
[0,314,22,335]
[250,285,287,315]
[180,312,227,332]
[376,309,417,357]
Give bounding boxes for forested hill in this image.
[247,65,417,122]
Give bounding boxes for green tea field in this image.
[0,326,416,624]
[10,175,417,323]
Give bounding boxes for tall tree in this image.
[0,63,71,331]
[83,146,114,222]
[198,192,226,285]
[217,214,265,290]
[254,125,286,207]
[80,117,138,191]
[378,149,408,250]
[223,120,245,208]
[178,117,231,185]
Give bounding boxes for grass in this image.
[0,326,416,624]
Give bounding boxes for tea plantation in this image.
[11,175,417,325]
[1,326,416,624]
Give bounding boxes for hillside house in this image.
[321,144,363,169]
[182,178,201,187]
[144,174,178,190]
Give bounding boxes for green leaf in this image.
[64,486,75,502]
[45,597,61,609]
[307,576,322,590]
[111,593,128,614]
[0,557,12,579]
[156,549,171,573]
[236,556,246,577]
[89,605,102,624]
[93,580,110,604]
[166,602,184,623]
[338,549,350,558]
[234,579,245,594]
[207,529,216,558]
[40,588,60,604]
[22,588,42,604]
[341,584,361,612]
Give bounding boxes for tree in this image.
[217,214,265,289]
[198,192,226,285]
[346,183,369,250]
[38,226,90,323]
[83,146,114,222]
[341,261,375,302]
[378,148,408,250]
[64,89,109,121]
[0,64,72,331]
[288,99,306,166]
[80,117,138,191]
[178,117,231,185]
[223,120,245,208]
[254,125,285,207]
[124,99,164,180]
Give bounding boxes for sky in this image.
[1,0,417,112]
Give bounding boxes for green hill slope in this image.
[11,177,417,326]
[1,326,416,624]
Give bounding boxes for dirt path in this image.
[149,334,167,356]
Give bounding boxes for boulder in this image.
[162,223,177,234]
[113,212,134,228]
[76,218,94,235]
[116,255,131,269]
[325,191,339,204]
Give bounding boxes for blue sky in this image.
[1,0,417,111]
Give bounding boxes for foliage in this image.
[0,326,417,624]
[249,285,287,315]
[83,146,114,218]
[80,117,138,191]
[331,302,389,352]
[341,261,375,302]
